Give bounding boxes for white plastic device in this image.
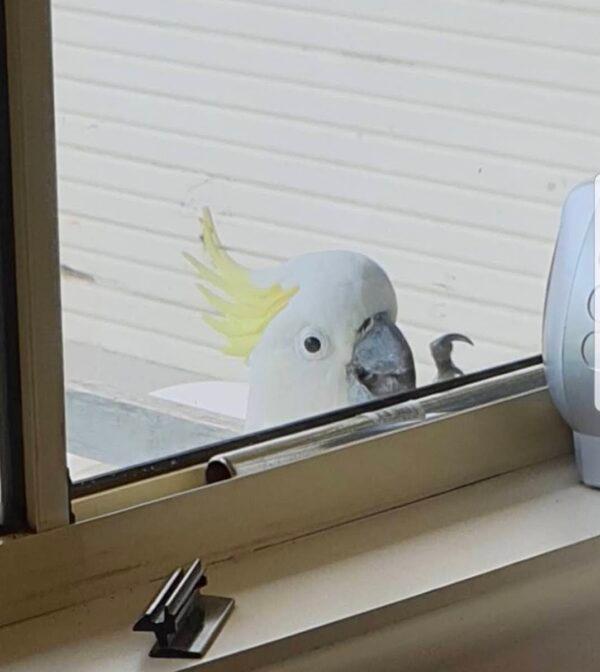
[543,181,600,487]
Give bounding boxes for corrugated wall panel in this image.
[51,0,600,386]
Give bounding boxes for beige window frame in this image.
[5,0,69,532]
[0,0,572,636]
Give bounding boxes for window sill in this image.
[2,455,600,672]
[0,386,571,627]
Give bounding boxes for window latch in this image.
[133,558,234,659]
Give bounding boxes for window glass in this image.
[51,1,585,481]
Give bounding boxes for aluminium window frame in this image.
[3,0,69,532]
[0,0,24,534]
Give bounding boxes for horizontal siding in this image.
[215,0,600,54]
[53,42,600,173]
[51,0,598,389]
[59,217,534,350]
[55,79,577,222]
[57,115,558,240]
[56,163,539,321]
[56,139,551,304]
[50,4,600,132]
[53,1,600,95]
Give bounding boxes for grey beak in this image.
[347,312,416,403]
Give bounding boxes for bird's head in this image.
[187,210,416,431]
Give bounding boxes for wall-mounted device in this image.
[543,180,600,487]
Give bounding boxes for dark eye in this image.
[297,326,329,360]
[303,336,322,353]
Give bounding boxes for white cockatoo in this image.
[186,209,471,432]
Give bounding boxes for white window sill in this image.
[2,455,600,672]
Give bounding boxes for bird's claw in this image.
[429,333,474,382]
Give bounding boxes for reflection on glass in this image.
[51,1,573,481]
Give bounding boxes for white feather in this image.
[246,251,397,431]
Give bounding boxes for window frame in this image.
[1,382,571,628]
[71,353,542,498]
[0,0,24,534]
[4,0,69,532]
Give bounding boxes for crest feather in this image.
[186,208,298,359]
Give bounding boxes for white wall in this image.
[51,0,599,388]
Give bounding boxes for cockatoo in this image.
[185,209,472,432]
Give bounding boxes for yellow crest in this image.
[184,208,298,359]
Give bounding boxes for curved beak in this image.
[347,312,416,403]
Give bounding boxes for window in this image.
[0,0,576,634]
[48,1,566,488]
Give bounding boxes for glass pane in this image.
[51,1,575,482]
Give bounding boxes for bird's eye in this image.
[304,336,321,353]
[296,326,330,360]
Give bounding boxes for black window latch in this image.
[133,558,234,659]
